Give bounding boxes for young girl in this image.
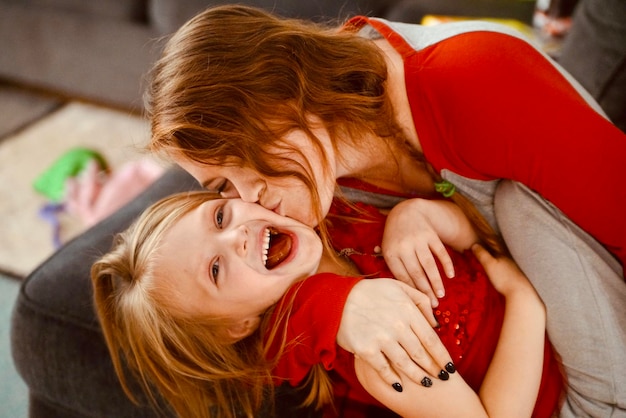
[92,191,562,418]
[146,6,626,414]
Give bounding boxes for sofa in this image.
[8,0,624,417]
[0,0,535,112]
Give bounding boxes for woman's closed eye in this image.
[207,179,237,197]
[219,181,239,198]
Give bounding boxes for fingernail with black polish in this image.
[438,369,449,381]
[392,382,403,393]
[421,377,433,388]
[445,362,456,374]
[435,320,441,329]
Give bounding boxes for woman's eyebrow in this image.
[201,178,220,190]
[202,178,226,192]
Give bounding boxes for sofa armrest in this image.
[11,167,199,418]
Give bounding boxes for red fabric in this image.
[269,273,360,387]
[326,200,505,389]
[347,16,626,275]
[268,17,579,415]
[268,199,563,417]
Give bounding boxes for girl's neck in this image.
[316,250,360,277]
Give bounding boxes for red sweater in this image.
[346,16,626,273]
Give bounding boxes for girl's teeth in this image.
[263,228,271,266]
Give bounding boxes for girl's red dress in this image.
[267,199,563,417]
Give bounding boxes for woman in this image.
[146,5,626,415]
[91,191,562,417]
[148,5,624,278]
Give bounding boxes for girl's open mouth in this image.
[263,227,292,269]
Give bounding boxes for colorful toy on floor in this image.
[33,147,108,203]
[33,147,165,247]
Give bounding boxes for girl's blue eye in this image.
[216,206,224,228]
[211,260,220,281]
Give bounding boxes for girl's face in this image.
[173,125,337,228]
[155,198,323,336]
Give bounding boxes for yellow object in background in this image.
[421,14,535,38]
[420,14,562,57]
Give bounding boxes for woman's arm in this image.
[271,274,454,391]
[337,278,453,388]
[355,245,546,418]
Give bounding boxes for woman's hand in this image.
[382,199,477,306]
[337,278,454,389]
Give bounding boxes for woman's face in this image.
[173,125,337,228]
[155,197,323,334]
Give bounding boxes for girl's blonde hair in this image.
[92,191,333,418]
[146,4,504,255]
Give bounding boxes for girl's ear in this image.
[226,316,261,342]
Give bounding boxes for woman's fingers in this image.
[387,256,438,305]
[358,349,403,388]
[398,282,455,376]
[363,341,446,390]
[407,322,453,376]
[375,333,454,388]
[337,279,455,389]
[383,343,435,388]
[401,282,456,373]
[398,280,438,327]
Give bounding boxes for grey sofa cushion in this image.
[4,0,147,21]
[0,1,159,110]
[0,0,535,110]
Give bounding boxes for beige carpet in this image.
[0,101,167,278]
